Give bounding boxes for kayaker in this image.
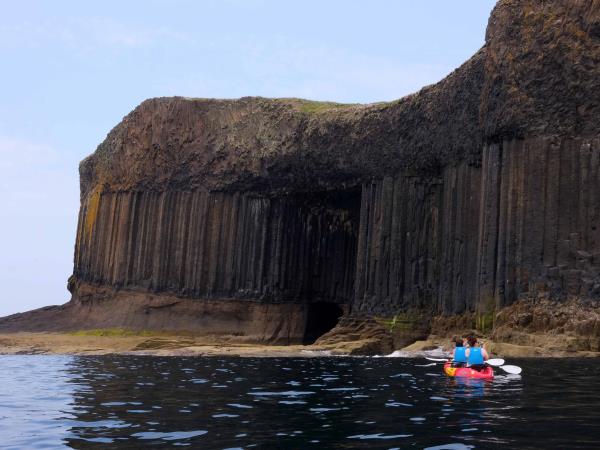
[465,335,489,371]
[451,337,467,367]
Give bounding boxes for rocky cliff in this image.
[2,0,600,351]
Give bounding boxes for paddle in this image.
[484,358,505,366]
[425,357,504,366]
[425,356,522,374]
[497,364,522,375]
[488,359,522,374]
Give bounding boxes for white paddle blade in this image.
[425,357,448,362]
[500,365,522,375]
[485,358,505,366]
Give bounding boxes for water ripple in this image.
[0,355,598,448]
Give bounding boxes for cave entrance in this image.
[303,302,344,344]
[280,187,360,345]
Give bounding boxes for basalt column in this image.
[72,189,360,342]
[352,137,600,318]
[477,138,600,308]
[353,164,482,316]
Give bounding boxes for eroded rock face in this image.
[492,297,600,352]
[2,0,600,346]
[74,190,359,304]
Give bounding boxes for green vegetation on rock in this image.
[475,296,496,333]
[377,311,428,333]
[293,99,356,114]
[68,328,156,337]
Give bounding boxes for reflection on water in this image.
[0,355,599,449]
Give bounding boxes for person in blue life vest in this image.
[465,335,490,371]
[451,336,467,367]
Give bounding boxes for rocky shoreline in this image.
[1,328,598,359]
[2,297,599,358]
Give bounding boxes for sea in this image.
[0,354,599,449]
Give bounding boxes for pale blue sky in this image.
[0,0,496,316]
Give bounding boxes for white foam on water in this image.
[381,346,451,359]
[424,444,474,450]
[347,433,413,440]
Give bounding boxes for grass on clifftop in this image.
[293,99,358,114]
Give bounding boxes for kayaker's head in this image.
[453,336,463,347]
[467,335,478,347]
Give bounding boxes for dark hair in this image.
[453,337,463,347]
[467,335,478,347]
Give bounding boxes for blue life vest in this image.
[468,347,484,365]
[453,347,467,363]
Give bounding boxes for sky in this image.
[0,0,497,317]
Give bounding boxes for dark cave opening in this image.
[303,302,344,345]
[292,188,360,344]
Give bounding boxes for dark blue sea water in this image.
[0,355,599,449]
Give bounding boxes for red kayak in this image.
[443,362,494,380]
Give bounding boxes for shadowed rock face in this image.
[3,0,600,346]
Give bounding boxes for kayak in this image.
[443,362,494,380]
